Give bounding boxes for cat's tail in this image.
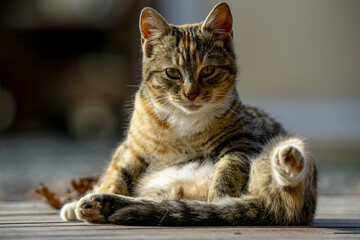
[118,196,271,226]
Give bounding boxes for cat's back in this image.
[239,103,286,139]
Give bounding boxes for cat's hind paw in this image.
[75,193,138,223]
[60,201,78,221]
[272,144,306,187]
[75,193,110,223]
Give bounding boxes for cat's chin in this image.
[178,103,205,114]
[183,103,202,111]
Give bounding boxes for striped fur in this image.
[60,2,317,226]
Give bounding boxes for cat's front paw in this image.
[75,193,114,223]
[272,144,306,187]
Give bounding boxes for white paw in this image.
[60,201,78,221]
[272,144,306,187]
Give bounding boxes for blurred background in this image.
[0,0,359,200]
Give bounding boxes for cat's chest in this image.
[128,124,209,169]
[167,113,212,137]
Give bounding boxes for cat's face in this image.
[140,2,236,114]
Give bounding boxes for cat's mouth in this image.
[169,99,206,113]
[181,103,203,112]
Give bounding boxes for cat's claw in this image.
[272,144,305,187]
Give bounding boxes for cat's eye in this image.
[165,68,182,80]
[200,65,215,77]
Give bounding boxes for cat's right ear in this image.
[201,2,233,43]
[139,7,170,56]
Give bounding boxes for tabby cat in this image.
[60,2,317,226]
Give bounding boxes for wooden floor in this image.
[1,195,359,240]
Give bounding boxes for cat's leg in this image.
[207,151,252,202]
[75,193,148,224]
[60,141,148,221]
[247,136,317,224]
[98,142,148,195]
[74,190,267,225]
[75,192,221,225]
[271,141,306,187]
[74,137,317,226]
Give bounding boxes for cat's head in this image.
[139,2,236,115]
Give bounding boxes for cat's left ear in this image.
[139,7,171,56]
[201,2,233,38]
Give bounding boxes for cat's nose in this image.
[185,92,199,101]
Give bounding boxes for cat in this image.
[60,2,317,226]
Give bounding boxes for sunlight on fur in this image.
[60,2,317,226]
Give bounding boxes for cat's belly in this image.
[134,161,214,201]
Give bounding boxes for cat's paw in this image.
[75,193,113,223]
[60,201,78,221]
[272,144,306,187]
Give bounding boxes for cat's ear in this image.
[139,7,171,55]
[201,2,233,38]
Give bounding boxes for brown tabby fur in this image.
[60,2,317,226]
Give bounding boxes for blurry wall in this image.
[2,0,359,143]
[0,0,155,138]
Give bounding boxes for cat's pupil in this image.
[200,65,215,77]
[165,68,182,80]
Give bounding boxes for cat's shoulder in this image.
[240,103,272,119]
[240,103,286,135]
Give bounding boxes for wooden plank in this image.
[311,219,360,228]
[0,195,359,240]
[0,201,51,209]
[0,214,61,224]
[315,195,360,219]
[1,226,359,240]
[3,219,358,229]
[0,202,57,216]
